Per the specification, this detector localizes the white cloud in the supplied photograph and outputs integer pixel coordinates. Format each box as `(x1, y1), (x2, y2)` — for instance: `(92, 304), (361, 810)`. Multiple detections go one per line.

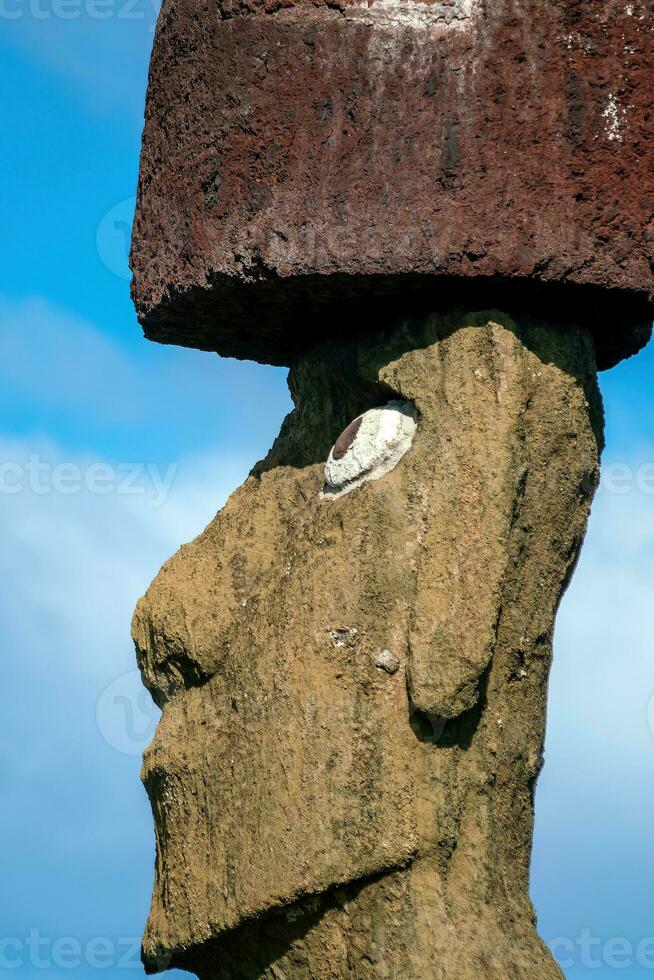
(0, 433), (251, 679)
(533, 476), (654, 957)
(0, 297), (145, 422)
(545, 483), (654, 761)
(0, 295), (292, 454)
(0, 431), (252, 955)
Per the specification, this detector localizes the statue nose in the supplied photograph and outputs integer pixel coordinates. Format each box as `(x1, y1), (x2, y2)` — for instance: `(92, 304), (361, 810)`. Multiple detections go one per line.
(132, 593), (215, 708)
(131, 546), (228, 707)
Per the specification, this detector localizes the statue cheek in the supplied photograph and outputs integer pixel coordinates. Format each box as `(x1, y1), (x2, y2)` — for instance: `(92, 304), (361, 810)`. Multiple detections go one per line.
(323, 400), (417, 498)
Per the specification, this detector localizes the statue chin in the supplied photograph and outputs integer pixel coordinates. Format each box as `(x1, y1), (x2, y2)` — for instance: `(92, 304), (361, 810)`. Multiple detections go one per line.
(133, 311), (603, 979)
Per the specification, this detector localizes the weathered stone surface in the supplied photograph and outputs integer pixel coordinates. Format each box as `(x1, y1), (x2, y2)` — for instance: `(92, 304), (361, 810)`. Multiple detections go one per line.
(130, 0), (654, 368)
(133, 311), (603, 977)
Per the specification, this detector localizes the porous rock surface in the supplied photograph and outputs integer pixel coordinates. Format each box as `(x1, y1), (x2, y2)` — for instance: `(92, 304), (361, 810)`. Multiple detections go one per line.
(133, 311), (604, 978)
(130, 0), (654, 367)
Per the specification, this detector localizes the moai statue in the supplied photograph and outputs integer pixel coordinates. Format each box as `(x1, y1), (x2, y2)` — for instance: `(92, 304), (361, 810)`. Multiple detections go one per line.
(130, 0), (653, 976)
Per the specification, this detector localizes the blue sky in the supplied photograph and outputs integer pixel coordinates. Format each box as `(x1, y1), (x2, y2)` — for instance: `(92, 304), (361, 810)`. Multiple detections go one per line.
(1, 6), (653, 977)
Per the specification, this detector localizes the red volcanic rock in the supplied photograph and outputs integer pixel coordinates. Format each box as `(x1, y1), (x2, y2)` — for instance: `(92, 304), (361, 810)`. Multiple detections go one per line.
(131, 0), (653, 368)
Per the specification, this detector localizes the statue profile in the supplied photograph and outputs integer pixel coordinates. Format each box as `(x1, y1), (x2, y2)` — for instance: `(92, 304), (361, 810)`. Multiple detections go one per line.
(129, 0), (653, 974)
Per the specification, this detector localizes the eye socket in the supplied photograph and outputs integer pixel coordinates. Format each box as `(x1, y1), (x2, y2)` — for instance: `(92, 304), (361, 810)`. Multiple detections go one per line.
(323, 400), (416, 498)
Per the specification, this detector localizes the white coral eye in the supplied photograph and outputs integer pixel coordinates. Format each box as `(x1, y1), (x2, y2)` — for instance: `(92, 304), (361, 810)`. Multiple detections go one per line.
(322, 400), (416, 498)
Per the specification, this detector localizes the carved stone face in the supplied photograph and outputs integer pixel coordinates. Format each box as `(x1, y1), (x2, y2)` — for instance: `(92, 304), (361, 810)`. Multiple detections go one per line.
(133, 312), (603, 973)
